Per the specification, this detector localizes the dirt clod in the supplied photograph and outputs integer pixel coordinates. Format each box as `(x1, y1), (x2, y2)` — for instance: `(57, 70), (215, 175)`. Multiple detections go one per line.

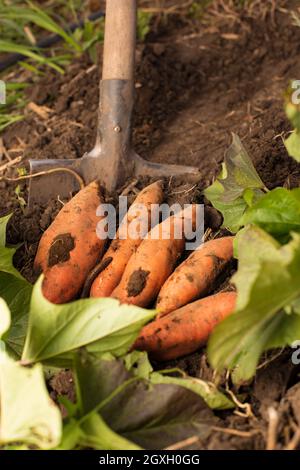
(48, 233), (75, 267)
(127, 268), (150, 297)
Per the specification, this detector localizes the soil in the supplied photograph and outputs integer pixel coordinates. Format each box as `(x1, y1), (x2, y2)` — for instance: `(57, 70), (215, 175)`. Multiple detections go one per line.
(47, 233), (75, 267)
(1, 0), (300, 450)
(127, 268), (150, 297)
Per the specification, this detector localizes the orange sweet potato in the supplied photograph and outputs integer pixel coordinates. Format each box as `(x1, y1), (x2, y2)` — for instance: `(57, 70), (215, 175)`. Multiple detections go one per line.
(156, 236), (234, 316)
(34, 181), (106, 303)
(134, 291), (237, 361)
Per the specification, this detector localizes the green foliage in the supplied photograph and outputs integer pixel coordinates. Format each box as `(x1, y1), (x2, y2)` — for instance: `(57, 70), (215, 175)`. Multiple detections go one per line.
(72, 17), (105, 63)
(124, 351), (234, 410)
(14, 185), (27, 211)
(0, 2), (82, 75)
(203, 125), (300, 384)
(0, 214), (32, 357)
(203, 133), (266, 232)
(1, 83), (27, 110)
(0, 40), (65, 73)
(241, 187), (300, 242)
(284, 87), (300, 161)
(137, 11), (152, 41)
(284, 130), (300, 161)
(58, 351), (217, 450)
(0, 298), (10, 339)
(0, 3), (154, 132)
(150, 372), (233, 410)
(0, 113), (24, 132)
(22, 277), (156, 365)
(208, 226), (300, 384)
(0, 211), (233, 449)
(0, 83), (28, 131)
(0, 301), (61, 449)
(0, 3), (153, 75)
(0, 350), (61, 449)
(0, 273), (31, 358)
(0, 213), (26, 280)
(0, 3), (81, 51)
(188, 1), (212, 19)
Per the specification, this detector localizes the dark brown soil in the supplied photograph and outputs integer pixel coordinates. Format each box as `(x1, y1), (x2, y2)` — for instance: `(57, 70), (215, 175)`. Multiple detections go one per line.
(127, 268), (150, 297)
(48, 233), (75, 267)
(1, 0), (300, 451)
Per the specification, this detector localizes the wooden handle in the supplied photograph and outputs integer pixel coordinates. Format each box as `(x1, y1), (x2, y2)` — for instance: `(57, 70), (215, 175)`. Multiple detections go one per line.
(102, 0), (136, 80)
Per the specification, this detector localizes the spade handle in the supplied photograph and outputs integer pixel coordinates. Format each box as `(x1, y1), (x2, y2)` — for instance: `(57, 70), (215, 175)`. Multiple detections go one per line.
(102, 0), (137, 81)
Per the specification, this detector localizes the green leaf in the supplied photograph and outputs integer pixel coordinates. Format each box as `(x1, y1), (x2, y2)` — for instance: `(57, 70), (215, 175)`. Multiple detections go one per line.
(289, 297), (300, 315)
(58, 413), (141, 451)
(266, 311), (300, 348)
(0, 273), (31, 319)
(233, 226), (281, 311)
(0, 351), (61, 449)
(0, 3), (81, 52)
(74, 352), (216, 450)
(0, 114), (24, 132)
(22, 277), (155, 364)
(0, 216), (32, 357)
(137, 11), (152, 41)
(0, 273), (31, 357)
(124, 350), (154, 379)
(150, 372), (234, 410)
(80, 413), (141, 450)
(208, 226), (300, 384)
(56, 420), (83, 450)
(285, 100), (300, 130)
(0, 245), (24, 279)
(0, 299), (10, 339)
(0, 214), (11, 247)
(100, 381), (215, 450)
(220, 134), (265, 201)
(123, 351), (234, 410)
(0, 40), (64, 73)
(241, 188), (300, 239)
(204, 178), (249, 233)
(204, 134), (265, 232)
(284, 131), (300, 162)
(0, 214), (24, 280)
(74, 351), (131, 415)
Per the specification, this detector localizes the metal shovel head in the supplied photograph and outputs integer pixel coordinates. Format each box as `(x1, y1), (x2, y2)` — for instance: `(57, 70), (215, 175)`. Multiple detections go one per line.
(28, 158), (84, 207)
(28, 80), (201, 207)
(28, 151), (201, 207)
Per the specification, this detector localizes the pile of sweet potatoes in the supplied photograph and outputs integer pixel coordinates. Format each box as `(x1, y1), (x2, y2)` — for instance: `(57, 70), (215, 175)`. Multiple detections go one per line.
(34, 180), (236, 361)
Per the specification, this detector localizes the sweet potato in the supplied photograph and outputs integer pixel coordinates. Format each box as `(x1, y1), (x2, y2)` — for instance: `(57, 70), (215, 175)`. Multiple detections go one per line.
(89, 180), (164, 298)
(112, 205), (199, 307)
(156, 236), (234, 316)
(134, 291), (237, 361)
(34, 181), (106, 304)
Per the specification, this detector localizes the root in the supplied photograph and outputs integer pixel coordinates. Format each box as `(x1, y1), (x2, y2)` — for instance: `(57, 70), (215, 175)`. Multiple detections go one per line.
(266, 406), (279, 450)
(0, 156), (22, 173)
(0, 167), (85, 189)
(165, 435), (200, 450)
(212, 426), (261, 438)
(225, 371), (255, 419)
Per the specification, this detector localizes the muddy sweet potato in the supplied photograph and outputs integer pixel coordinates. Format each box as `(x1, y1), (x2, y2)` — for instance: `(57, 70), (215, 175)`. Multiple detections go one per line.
(112, 205), (199, 307)
(34, 181), (106, 303)
(156, 236), (234, 316)
(89, 180), (164, 298)
(134, 291), (237, 361)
